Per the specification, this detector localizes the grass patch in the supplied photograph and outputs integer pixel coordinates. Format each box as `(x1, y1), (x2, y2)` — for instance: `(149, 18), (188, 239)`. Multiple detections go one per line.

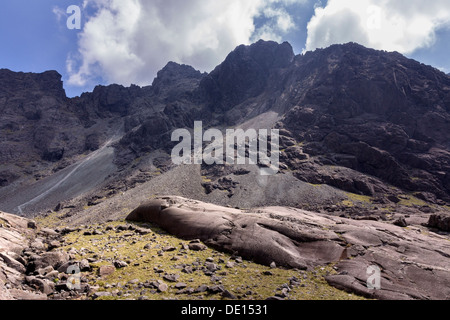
(34, 210), (69, 229)
(341, 192), (373, 208)
(60, 221), (365, 301)
(308, 183), (324, 188)
(201, 176), (212, 183)
(399, 194), (428, 207)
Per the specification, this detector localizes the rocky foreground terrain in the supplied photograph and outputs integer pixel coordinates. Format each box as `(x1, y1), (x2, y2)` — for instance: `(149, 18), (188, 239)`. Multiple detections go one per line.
(1, 196), (449, 300)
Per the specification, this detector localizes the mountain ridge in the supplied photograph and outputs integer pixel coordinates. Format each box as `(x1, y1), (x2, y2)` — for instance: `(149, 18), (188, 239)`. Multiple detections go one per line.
(0, 40), (449, 216)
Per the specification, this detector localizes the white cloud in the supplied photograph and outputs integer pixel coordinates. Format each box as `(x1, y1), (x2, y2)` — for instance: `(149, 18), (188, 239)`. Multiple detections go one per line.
(305, 0), (450, 54)
(52, 6), (66, 22)
(66, 0), (306, 87)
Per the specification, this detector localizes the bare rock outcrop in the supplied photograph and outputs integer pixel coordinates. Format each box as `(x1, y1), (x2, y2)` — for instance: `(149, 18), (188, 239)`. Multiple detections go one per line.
(0, 211), (80, 300)
(127, 196), (450, 300)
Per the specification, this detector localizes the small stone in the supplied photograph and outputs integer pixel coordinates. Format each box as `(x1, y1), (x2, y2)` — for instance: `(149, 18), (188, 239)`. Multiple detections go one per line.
(222, 290), (237, 300)
(157, 282), (168, 292)
(80, 259), (91, 272)
(134, 227), (151, 235)
(163, 274), (180, 282)
(40, 228), (59, 236)
(188, 243), (207, 251)
(27, 221), (37, 229)
(175, 282), (187, 289)
(394, 217), (408, 228)
(45, 270), (59, 280)
(116, 225), (128, 231)
(195, 285), (208, 293)
(210, 275), (222, 282)
(128, 279), (140, 285)
(30, 239), (45, 251)
(226, 261), (235, 268)
(270, 262), (277, 269)
(48, 240), (61, 250)
(208, 285), (225, 294)
(99, 265), (115, 277)
(182, 266), (194, 274)
(113, 260), (128, 269)
(154, 267), (165, 274)
(30, 278), (54, 295)
(205, 262), (219, 272)
(93, 292), (112, 299)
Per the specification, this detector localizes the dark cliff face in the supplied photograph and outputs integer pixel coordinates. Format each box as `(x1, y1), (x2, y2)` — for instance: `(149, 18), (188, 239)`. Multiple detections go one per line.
(199, 40), (295, 112)
(0, 69), (79, 172)
(0, 41), (449, 205)
(275, 43), (450, 201)
(0, 69), (66, 99)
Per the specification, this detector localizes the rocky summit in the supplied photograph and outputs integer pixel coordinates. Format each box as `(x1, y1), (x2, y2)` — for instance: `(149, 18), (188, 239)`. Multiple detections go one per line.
(0, 40), (449, 300)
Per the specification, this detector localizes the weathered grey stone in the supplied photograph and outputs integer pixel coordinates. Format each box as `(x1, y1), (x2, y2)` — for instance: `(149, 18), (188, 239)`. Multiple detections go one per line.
(98, 265), (115, 277)
(92, 291), (112, 299)
(163, 274), (180, 282)
(80, 259), (91, 272)
(113, 260), (128, 269)
(29, 277), (54, 295)
(428, 214), (450, 231)
(0, 253), (26, 274)
(188, 243), (207, 251)
(32, 251), (69, 270)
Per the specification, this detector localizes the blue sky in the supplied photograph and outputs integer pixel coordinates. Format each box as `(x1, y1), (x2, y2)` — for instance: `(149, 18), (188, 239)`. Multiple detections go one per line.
(1, 0), (449, 98)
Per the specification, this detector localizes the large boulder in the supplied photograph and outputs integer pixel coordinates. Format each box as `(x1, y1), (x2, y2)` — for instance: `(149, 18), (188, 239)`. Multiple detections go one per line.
(428, 213), (450, 231)
(127, 196), (450, 300)
(127, 198), (344, 270)
(29, 251), (69, 272)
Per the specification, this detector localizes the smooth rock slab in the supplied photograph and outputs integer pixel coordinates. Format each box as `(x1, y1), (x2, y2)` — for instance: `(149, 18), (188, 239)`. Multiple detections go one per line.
(126, 196), (450, 300)
(126, 198), (344, 270)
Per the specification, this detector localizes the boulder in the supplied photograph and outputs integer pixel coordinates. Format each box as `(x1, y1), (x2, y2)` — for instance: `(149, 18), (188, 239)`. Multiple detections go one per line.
(127, 196), (450, 300)
(98, 265), (115, 277)
(28, 277), (54, 295)
(0, 253), (26, 274)
(126, 198), (344, 270)
(428, 214), (450, 232)
(31, 251), (69, 271)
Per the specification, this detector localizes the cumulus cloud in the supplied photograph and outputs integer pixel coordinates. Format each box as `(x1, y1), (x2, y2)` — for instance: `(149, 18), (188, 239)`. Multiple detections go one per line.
(305, 0), (450, 54)
(64, 0), (306, 87)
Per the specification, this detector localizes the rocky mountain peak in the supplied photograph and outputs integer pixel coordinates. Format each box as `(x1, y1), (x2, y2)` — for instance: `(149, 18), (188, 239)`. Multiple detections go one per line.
(0, 69), (66, 99)
(199, 40), (295, 110)
(151, 62), (205, 100)
(152, 61), (204, 86)
(229, 40), (295, 69)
